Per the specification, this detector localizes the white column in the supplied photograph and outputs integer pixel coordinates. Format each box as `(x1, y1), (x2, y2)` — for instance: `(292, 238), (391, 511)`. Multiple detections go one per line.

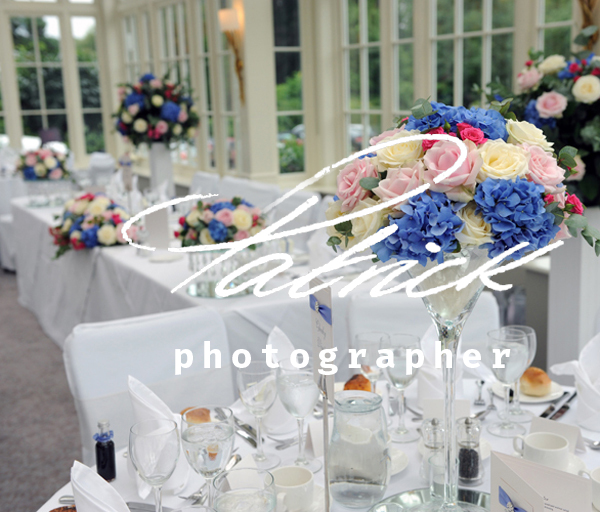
(0, 9), (23, 149)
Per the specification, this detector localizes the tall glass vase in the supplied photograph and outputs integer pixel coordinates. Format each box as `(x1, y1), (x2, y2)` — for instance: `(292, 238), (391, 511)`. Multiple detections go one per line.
(408, 248), (489, 512)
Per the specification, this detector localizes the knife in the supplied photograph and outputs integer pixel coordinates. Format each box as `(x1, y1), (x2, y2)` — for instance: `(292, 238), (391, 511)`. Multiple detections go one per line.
(539, 391), (569, 418)
(549, 391), (577, 420)
(234, 416), (260, 440)
(235, 426), (258, 447)
(127, 503), (173, 512)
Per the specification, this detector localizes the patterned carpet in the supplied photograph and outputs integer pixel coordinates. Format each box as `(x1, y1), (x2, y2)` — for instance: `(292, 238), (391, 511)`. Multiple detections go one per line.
(0, 270), (81, 511)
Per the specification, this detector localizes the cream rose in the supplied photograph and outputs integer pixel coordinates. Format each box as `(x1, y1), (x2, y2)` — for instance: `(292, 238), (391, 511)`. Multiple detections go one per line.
(456, 203), (493, 247)
(151, 95), (164, 107)
(186, 209), (202, 226)
(133, 119), (148, 133)
(43, 156), (57, 169)
(172, 124), (183, 136)
(477, 139), (530, 182)
(61, 218), (72, 233)
(376, 130), (425, 171)
(64, 199), (75, 210)
(72, 200), (88, 216)
(347, 197), (387, 249)
(187, 128), (197, 138)
(200, 229), (215, 245)
(34, 163), (46, 177)
(325, 200), (345, 238)
(87, 197), (111, 216)
(121, 112), (133, 124)
(249, 226), (262, 236)
(71, 230), (82, 241)
(506, 120), (553, 152)
(97, 224), (117, 246)
(232, 209), (252, 230)
(538, 55), (567, 75)
(572, 75), (600, 104)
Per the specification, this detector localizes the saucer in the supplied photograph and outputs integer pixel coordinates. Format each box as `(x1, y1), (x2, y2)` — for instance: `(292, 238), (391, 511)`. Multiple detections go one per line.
(511, 452), (586, 475)
(419, 438), (492, 460)
(390, 447), (409, 475)
(492, 380), (564, 403)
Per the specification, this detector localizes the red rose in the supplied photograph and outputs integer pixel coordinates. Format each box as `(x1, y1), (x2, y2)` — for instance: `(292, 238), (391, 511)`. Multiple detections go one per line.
(525, 60), (533, 67)
(112, 214), (122, 225)
(582, 59), (588, 66)
(72, 239), (86, 251)
(457, 122), (487, 145)
(174, 231), (180, 238)
(592, 68), (600, 76)
(569, 63), (581, 74)
(179, 216), (186, 226)
(566, 194), (584, 215)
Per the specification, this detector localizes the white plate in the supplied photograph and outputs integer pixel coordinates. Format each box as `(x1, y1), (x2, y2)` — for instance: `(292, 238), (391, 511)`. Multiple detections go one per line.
(390, 447), (409, 475)
(511, 452), (586, 475)
(418, 438), (492, 460)
(492, 380), (564, 403)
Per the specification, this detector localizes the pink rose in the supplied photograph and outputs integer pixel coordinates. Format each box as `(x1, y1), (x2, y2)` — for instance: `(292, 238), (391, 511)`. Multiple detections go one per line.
(215, 208), (234, 226)
(251, 207), (261, 217)
(202, 210), (214, 223)
(523, 143), (565, 193)
(336, 158), (379, 212)
(517, 67), (543, 91)
(149, 78), (162, 89)
(566, 155), (586, 182)
(373, 162), (424, 209)
(156, 120), (169, 135)
(536, 91), (568, 118)
(550, 192), (571, 241)
(234, 230), (249, 241)
(25, 154), (37, 166)
(423, 139), (482, 201)
(49, 168), (63, 180)
(369, 127), (403, 146)
(102, 211), (113, 221)
(128, 104), (139, 116)
(38, 149), (51, 159)
(116, 223), (137, 244)
(457, 123), (487, 145)
(237, 204), (251, 212)
(178, 110), (188, 123)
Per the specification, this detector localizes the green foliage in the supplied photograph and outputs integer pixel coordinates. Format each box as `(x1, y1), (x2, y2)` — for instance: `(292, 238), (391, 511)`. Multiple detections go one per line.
(574, 25), (598, 47)
(276, 71), (302, 120)
(410, 98), (437, 120)
(334, 220), (353, 248)
(359, 177), (380, 190)
(278, 138), (304, 173)
(580, 116), (600, 152)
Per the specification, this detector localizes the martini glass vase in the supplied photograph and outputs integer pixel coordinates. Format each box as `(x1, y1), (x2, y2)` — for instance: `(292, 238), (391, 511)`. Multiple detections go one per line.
(407, 248), (489, 512)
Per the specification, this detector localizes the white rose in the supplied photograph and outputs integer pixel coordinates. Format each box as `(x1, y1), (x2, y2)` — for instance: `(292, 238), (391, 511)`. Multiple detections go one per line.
(61, 218), (72, 233)
(133, 119), (148, 133)
(347, 197), (388, 249)
(97, 224), (117, 246)
(477, 139), (530, 182)
(71, 230), (82, 240)
(64, 199), (75, 210)
(44, 156), (57, 169)
(172, 124), (183, 136)
(112, 207), (129, 220)
(325, 200), (345, 238)
(187, 127), (197, 138)
(87, 197), (111, 216)
(34, 163), (46, 177)
(538, 55), (567, 74)
(151, 95), (164, 107)
(249, 226), (262, 236)
(506, 120), (553, 152)
(73, 200), (88, 216)
(377, 130), (425, 171)
(121, 112), (133, 124)
(456, 203), (493, 247)
(572, 75), (600, 104)
(199, 229), (215, 245)
(186, 209), (202, 226)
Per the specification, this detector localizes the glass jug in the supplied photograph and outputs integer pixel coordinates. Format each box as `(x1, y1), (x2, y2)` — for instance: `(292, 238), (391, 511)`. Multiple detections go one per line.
(329, 390), (390, 509)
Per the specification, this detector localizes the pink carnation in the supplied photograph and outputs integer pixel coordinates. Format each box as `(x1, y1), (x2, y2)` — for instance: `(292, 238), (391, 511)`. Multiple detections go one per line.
(536, 91), (568, 118)
(215, 208), (234, 226)
(202, 210), (214, 223)
(155, 120), (169, 135)
(522, 143), (565, 193)
(421, 127), (457, 151)
(234, 230), (249, 241)
(128, 104), (140, 116)
(566, 193), (584, 215)
(517, 67), (543, 91)
(178, 110), (188, 123)
(457, 123), (487, 145)
(373, 162), (424, 209)
(116, 223), (138, 244)
(25, 154), (37, 166)
(48, 169), (63, 180)
(336, 158), (379, 212)
(369, 127), (403, 146)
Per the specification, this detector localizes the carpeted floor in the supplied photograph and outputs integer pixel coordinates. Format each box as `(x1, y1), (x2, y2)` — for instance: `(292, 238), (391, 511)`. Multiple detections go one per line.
(0, 270), (81, 511)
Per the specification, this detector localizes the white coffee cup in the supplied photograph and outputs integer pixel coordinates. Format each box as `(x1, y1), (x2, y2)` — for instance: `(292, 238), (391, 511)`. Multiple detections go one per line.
(272, 466), (314, 512)
(579, 467), (600, 509)
(513, 432), (569, 471)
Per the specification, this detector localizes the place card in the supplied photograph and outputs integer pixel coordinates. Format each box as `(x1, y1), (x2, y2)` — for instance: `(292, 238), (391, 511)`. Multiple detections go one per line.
(490, 452), (591, 512)
(225, 455), (259, 489)
(306, 417), (334, 458)
(310, 278), (334, 400)
(530, 416), (586, 452)
(422, 399), (470, 421)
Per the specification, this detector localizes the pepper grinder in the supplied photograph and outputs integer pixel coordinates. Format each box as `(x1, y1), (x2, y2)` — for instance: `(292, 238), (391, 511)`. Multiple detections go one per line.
(457, 416), (483, 485)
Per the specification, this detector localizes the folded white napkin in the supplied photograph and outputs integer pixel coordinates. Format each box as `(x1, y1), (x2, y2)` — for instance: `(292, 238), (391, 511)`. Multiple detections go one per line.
(127, 376), (189, 498)
(71, 461), (128, 512)
(551, 333), (600, 432)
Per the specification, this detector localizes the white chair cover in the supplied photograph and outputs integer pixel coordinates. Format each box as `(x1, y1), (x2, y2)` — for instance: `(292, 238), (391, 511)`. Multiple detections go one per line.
(190, 170), (220, 196)
(0, 214), (16, 271)
(63, 306), (235, 465)
(273, 188), (320, 253)
(219, 176), (281, 210)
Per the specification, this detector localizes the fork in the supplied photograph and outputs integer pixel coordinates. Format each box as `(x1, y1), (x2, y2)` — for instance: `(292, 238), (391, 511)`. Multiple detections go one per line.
(474, 380), (486, 406)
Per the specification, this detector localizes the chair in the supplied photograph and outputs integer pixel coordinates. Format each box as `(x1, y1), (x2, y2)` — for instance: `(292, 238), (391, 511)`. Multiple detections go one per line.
(63, 307), (235, 465)
(219, 176), (281, 210)
(272, 188), (320, 253)
(190, 170), (220, 196)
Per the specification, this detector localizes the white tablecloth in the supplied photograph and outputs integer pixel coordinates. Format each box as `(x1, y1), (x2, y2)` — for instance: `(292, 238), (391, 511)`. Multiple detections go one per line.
(0, 176), (26, 270)
(35, 382), (600, 512)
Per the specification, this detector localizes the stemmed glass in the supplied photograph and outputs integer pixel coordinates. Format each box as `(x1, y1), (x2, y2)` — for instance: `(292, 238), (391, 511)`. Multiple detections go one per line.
(129, 419), (180, 512)
(181, 406), (235, 508)
(504, 325), (537, 423)
(237, 360), (280, 470)
(355, 332), (391, 391)
(276, 357), (322, 472)
(213, 468), (276, 512)
(485, 328), (531, 437)
(382, 333), (421, 443)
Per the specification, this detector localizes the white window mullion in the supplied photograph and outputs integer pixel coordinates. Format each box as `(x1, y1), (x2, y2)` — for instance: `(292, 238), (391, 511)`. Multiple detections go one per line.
(481, 0), (492, 105)
(453, 0), (464, 107)
(430, 0), (438, 102)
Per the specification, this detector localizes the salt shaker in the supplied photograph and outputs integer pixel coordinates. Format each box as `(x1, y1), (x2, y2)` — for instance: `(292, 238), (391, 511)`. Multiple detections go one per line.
(419, 418), (444, 481)
(457, 416), (483, 484)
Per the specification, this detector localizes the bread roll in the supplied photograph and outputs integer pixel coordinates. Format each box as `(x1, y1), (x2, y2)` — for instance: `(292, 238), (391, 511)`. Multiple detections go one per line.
(520, 367), (551, 397)
(181, 406), (211, 423)
(344, 374), (371, 392)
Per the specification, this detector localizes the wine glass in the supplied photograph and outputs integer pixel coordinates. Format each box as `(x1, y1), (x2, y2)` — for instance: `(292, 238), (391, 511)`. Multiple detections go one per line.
(181, 406), (235, 507)
(355, 332), (391, 391)
(485, 328), (531, 437)
(382, 333), (421, 443)
(129, 419), (180, 512)
(213, 468), (276, 512)
(237, 360), (280, 470)
(276, 357), (322, 473)
(504, 325), (537, 423)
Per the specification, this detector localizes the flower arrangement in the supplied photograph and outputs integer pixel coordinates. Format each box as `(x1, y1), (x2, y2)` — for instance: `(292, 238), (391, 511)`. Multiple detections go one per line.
(479, 26), (600, 206)
(175, 197), (266, 247)
(49, 193), (137, 259)
(113, 73), (200, 147)
(18, 148), (69, 181)
(326, 98), (600, 264)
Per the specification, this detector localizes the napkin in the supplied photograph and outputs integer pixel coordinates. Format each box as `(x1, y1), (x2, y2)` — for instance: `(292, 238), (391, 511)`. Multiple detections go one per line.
(127, 375), (190, 498)
(71, 461), (128, 512)
(551, 333), (600, 432)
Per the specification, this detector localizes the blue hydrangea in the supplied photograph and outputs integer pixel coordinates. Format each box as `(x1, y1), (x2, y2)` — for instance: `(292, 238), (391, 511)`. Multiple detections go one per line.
(23, 166), (36, 180)
(115, 119), (128, 135)
(466, 107), (508, 141)
(241, 199), (254, 207)
(371, 191), (465, 266)
(140, 73), (156, 82)
(81, 226), (99, 248)
(474, 177), (559, 259)
(524, 99), (557, 130)
(358, 152), (377, 159)
(209, 201), (235, 213)
(124, 92), (145, 109)
(208, 219), (228, 242)
(160, 101), (181, 122)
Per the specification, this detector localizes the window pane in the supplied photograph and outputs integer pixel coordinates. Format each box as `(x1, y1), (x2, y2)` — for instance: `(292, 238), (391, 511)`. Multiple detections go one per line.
(545, 0), (572, 23)
(397, 0), (413, 39)
(369, 114), (381, 141)
(369, 47), (380, 109)
(17, 67), (40, 110)
(79, 66), (101, 108)
(349, 113), (362, 151)
(492, 0), (514, 29)
(368, 0), (380, 42)
(398, 43), (414, 111)
(22, 115), (43, 137)
(72, 17), (97, 62)
(226, 116), (237, 170)
(347, 0), (360, 44)
(463, 37), (481, 107)
(437, 40), (453, 104)
(43, 67), (65, 109)
(199, 0), (209, 53)
(70, 0), (94, 4)
(39, 16), (61, 62)
(544, 26), (571, 56)
(492, 33), (513, 90)
(83, 113), (104, 153)
(273, 0), (300, 47)
(464, 0), (482, 32)
(11, 17), (35, 63)
(0, 118), (5, 138)
(437, 0), (454, 35)
(349, 49), (361, 109)
(207, 115), (215, 167)
(204, 57), (212, 111)
(222, 54), (233, 111)
(275, 52), (302, 111)
(278, 115), (304, 173)
(47, 114), (68, 142)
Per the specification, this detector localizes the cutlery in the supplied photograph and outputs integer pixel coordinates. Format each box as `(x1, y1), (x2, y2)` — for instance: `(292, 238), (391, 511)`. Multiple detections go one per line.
(549, 391), (577, 420)
(214, 408), (258, 447)
(275, 436), (300, 450)
(178, 452), (241, 500)
(235, 427), (257, 447)
(472, 387), (497, 421)
(233, 416), (259, 440)
(474, 380), (485, 406)
(583, 437), (600, 450)
(539, 391), (569, 418)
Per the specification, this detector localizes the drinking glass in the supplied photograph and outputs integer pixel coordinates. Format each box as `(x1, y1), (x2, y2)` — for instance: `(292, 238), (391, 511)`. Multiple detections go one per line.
(129, 419), (180, 512)
(382, 333), (421, 443)
(276, 357), (322, 473)
(181, 406), (236, 507)
(504, 325), (537, 423)
(237, 361), (280, 470)
(355, 332), (391, 391)
(485, 328), (531, 437)
(213, 468), (276, 512)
